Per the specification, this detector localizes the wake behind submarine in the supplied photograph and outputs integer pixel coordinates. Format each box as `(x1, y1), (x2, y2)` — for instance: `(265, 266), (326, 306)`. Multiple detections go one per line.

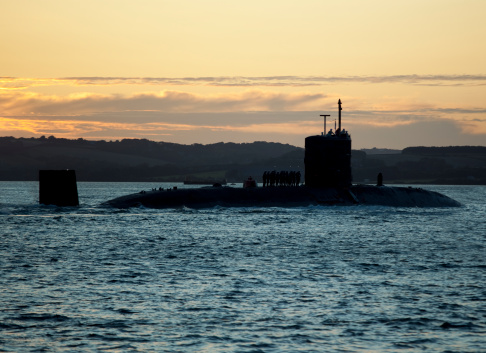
(104, 100), (460, 209)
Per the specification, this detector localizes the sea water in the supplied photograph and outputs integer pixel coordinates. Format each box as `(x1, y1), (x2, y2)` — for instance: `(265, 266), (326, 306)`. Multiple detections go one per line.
(0, 182), (485, 352)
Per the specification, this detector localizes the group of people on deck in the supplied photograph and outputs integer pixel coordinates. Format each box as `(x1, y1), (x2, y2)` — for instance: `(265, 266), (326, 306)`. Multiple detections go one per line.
(262, 170), (301, 187)
(326, 128), (348, 137)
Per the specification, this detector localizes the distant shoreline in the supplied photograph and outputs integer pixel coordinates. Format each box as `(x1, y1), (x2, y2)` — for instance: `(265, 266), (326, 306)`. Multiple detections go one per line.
(1, 136), (485, 185)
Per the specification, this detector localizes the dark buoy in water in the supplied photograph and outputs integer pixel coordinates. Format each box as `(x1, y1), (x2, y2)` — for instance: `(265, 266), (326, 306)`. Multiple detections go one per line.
(377, 172), (383, 186)
(39, 170), (79, 206)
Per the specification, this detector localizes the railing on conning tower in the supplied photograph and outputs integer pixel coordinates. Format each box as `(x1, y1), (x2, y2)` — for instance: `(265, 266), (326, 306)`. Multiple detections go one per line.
(304, 99), (352, 188)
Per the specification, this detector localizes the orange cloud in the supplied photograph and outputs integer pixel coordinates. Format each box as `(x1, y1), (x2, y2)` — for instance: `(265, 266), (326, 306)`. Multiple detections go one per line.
(2, 81), (485, 145)
(211, 121), (321, 135)
(0, 117), (200, 137)
(0, 90), (328, 116)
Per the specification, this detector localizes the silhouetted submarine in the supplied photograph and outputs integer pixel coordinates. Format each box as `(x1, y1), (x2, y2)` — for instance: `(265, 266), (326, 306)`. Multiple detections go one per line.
(104, 100), (460, 209)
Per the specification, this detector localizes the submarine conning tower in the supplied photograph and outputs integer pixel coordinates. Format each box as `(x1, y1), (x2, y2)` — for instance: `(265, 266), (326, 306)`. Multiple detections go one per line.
(305, 99), (352, 188)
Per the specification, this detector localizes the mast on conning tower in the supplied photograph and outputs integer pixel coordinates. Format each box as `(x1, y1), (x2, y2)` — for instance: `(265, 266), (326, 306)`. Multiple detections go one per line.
(320, 114), (330, 134)
(338, 99), (342, 133)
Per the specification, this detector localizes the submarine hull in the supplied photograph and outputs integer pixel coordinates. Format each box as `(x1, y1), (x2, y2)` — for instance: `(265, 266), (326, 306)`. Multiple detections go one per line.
(103, 185), (461, 209)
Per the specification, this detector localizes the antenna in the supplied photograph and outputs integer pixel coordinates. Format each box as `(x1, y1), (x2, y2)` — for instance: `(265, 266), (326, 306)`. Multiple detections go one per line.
(320, 114), (330, 134)
(338, 99), (342, 132)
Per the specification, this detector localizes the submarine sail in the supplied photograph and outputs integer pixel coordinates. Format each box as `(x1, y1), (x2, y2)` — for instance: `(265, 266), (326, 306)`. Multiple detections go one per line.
(305, 99), (352, 188)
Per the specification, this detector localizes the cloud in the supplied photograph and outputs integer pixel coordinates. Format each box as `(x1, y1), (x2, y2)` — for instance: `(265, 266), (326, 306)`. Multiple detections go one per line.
(1, 78), (485, 147)
(54, 74), (486, 87)
(0, 116), (199, 138)
(350, 119), (486, 149)
(2, 108), (486, 149)
(3, 75), (486, 89)
(0, 90), (327, 116)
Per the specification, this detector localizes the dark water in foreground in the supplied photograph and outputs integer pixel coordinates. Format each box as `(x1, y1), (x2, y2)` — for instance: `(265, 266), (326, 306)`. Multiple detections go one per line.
(1, 182), (485, 352)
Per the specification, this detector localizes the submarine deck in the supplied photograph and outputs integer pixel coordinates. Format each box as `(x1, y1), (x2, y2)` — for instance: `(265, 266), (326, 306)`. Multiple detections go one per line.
(103, 185), (461, 209)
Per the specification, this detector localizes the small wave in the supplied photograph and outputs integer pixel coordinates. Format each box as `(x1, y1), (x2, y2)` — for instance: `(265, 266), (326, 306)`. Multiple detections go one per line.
(85, 320), (132, 329)
(238, 208), (274, 214)
(440, 321), (479, 329)
(0, 322), (26, 329)
(394, 338), (438, 346)
(115, 308), (137, 314)
(14, 313), (71, 322)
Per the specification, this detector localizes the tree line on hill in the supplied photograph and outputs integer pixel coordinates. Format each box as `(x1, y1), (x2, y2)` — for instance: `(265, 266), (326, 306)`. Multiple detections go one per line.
(403, 146), (486, 155)
(353, 146), (486, 184)
(0, 136), (485, 184)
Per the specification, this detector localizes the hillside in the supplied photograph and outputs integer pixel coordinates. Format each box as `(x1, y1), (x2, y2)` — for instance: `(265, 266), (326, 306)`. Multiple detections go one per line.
(0, 136), (302, 182)
(354, 146), (486, 185)
(1, 136), (485, 184)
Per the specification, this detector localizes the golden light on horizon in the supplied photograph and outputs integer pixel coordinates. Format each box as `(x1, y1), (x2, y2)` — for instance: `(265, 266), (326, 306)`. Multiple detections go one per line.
(1, 1), (485, 148)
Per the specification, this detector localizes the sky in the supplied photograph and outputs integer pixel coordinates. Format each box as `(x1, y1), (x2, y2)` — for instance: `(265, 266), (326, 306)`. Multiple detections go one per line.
(1, 0), (486, 149)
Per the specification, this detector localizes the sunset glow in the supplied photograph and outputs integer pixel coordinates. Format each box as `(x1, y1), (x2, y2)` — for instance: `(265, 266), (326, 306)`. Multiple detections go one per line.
(1, 0), (485, 148)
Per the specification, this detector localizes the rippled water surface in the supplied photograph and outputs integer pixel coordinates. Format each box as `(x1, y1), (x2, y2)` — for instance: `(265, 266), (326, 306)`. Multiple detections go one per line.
(1, 182), (485, 352)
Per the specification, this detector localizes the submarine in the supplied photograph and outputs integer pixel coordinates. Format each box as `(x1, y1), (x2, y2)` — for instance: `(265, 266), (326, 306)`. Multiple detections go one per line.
(104, 100), (461, 209)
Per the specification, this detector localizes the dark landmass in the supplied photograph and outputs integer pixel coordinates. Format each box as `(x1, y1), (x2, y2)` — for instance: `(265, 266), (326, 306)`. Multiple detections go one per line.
(1, 136), (485, 184)
(353, 146), (486, 185)
(360, 148), (401, 155)
(104, 185), (461, 209)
